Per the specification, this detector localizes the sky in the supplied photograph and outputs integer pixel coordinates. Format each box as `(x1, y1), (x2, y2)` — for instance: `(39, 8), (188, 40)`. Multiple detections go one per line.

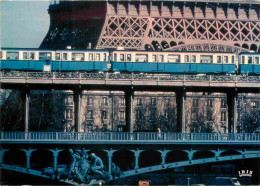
(1, 0), (50, 48)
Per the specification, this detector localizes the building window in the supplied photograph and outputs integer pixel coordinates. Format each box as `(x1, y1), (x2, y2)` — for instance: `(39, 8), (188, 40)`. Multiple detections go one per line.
(65, 109), (73, 119)
(136, 110), (143, 120)
(207, 99), (213, 107)
(191, 112), (198, 121)
(87, 110), (94, 119)
(193, 99), (198, 107)
(151, 98), (156, 106)
(137, 98), (142, 106)
(65, 96), (73, 105)
(87, 97), (93, 106)
(102, 97), (108, 106)
(164, 110), (168, 119)
(221, 111), (227, 121)
(251, 101), (258, 108)
(101, 111), (107, 119)
(120, 97), (125, 106)
(120, 111), (125, 120)
(207, 110), (213, 121)
(221, 99), (227, 108)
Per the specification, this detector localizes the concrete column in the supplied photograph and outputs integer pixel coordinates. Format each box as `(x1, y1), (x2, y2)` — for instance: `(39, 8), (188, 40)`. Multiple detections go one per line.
(134, 151), (140, 169)
(21, 88), (30, 132)
(26, 152), (32, 169)
(0, 149), (8, 164)
(73, 88), (82, 132)
(107, 151), (114, 174)
(227, 91), (238, 133)
(52, 151), (59, 172)
(159, 151), (168, 165)
(125, 88), (134, 132)
(176, 90), (186, 133)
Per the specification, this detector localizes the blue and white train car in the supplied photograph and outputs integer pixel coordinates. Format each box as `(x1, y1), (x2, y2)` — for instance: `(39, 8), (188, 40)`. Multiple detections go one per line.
(111, 51), (237, 74)
(238, 53), (260, 75)
(0, 48), (110, 72)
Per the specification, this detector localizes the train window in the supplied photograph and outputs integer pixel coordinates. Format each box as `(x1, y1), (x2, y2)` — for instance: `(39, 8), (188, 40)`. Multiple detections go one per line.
(96, 54), (100, 61)
(152, 55), (157, 62)
(39, 52), (51, 60)
(127, 54), (131, 61)
(158, 55), (164, 62)
(63, 53), (68, 60)
(248, 56), (253, 64)
(89, 53), (93, 61)
(23, 52), (28, 60)
(72, 53), (84, 61)
(168, 54), (180, 62)
(217, 56), (222, 63)
(136, 54), (148, 62)
(55, 53), (60, 60)
(104, 53), (107, 61)
(185, 55), (189, 63)
(255, 57), (259, 64)
(232, 56), (235, 64)
(242, 56), (245, 64)
(191, 55), (196, 63)
(224, 56), (229, 63)
(200, 55), (213, 63)
(6, 52), (19, 60)
(114, 53), (117, 62)
(120, 54), (125, 61)
(30, 52), (35, 60)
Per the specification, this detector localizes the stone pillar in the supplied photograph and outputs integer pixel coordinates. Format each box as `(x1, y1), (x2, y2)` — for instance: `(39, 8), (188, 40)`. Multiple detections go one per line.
(73, 88), (82, 132)
(176, 90), (186, 133)
(125, 88), (134, 132)
(26, 152), (32, 169)
(159, 150), (168, 165)
(21, 88), (30, 132)
(227, 91), (238, 133)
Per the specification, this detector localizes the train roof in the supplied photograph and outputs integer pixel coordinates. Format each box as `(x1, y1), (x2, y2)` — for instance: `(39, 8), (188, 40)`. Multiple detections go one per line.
(113, 50), (236, 54)
(0, 48), (108, 52)
(238, 52), (260, 56)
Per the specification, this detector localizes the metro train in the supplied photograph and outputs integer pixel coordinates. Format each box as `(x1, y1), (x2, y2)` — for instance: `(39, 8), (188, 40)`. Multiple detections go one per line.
(0, 48), (259, 74)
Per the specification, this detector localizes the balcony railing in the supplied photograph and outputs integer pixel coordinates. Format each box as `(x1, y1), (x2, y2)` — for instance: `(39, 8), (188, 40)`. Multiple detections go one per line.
(1, 132), (260, 142)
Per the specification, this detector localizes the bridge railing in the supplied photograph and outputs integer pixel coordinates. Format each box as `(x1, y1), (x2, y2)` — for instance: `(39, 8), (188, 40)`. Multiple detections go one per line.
(1, 132), (260, 142)
(1, 71), (260, 83)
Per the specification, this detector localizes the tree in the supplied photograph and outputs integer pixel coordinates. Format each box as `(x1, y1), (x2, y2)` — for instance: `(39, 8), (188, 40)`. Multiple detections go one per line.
(241, 110), (260, 133)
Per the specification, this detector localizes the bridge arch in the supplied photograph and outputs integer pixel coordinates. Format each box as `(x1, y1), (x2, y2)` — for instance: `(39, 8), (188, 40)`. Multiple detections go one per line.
(139, 150), (161, 168)
(250, 44), (258, 52)
(166, 150), (188, 163)
(242, 43), (249, 49)
(58, 149), (71, 165)
(31, 149), (53, 170)
(193, 150), (215, 160)
(220, 150), (241, 156)
(112, 150), (134, 171)
(3, 149), (26, 167)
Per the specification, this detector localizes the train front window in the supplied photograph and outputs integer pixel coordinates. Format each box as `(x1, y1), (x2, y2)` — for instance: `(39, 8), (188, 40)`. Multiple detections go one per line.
(63, 53), (68, 60)
(168, 54), (180, 63)
(217, 56), (222, 63)
(6, 52), (19, 60)
(136, 54), (148, 62)
(55, 53), (60, 60)
(23, 52), (28, 60)
(224, 56), (229, 63)
(39, 52), (52, 60)
(200, 55), (213, 63)
(72, 53), (84, 61)
(185, 55), (189, 63)
(248, 56), (253, 64)
(191, 55), (196, 62)
(30, 52), (35, 60)
(255, 57), (259, 64)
